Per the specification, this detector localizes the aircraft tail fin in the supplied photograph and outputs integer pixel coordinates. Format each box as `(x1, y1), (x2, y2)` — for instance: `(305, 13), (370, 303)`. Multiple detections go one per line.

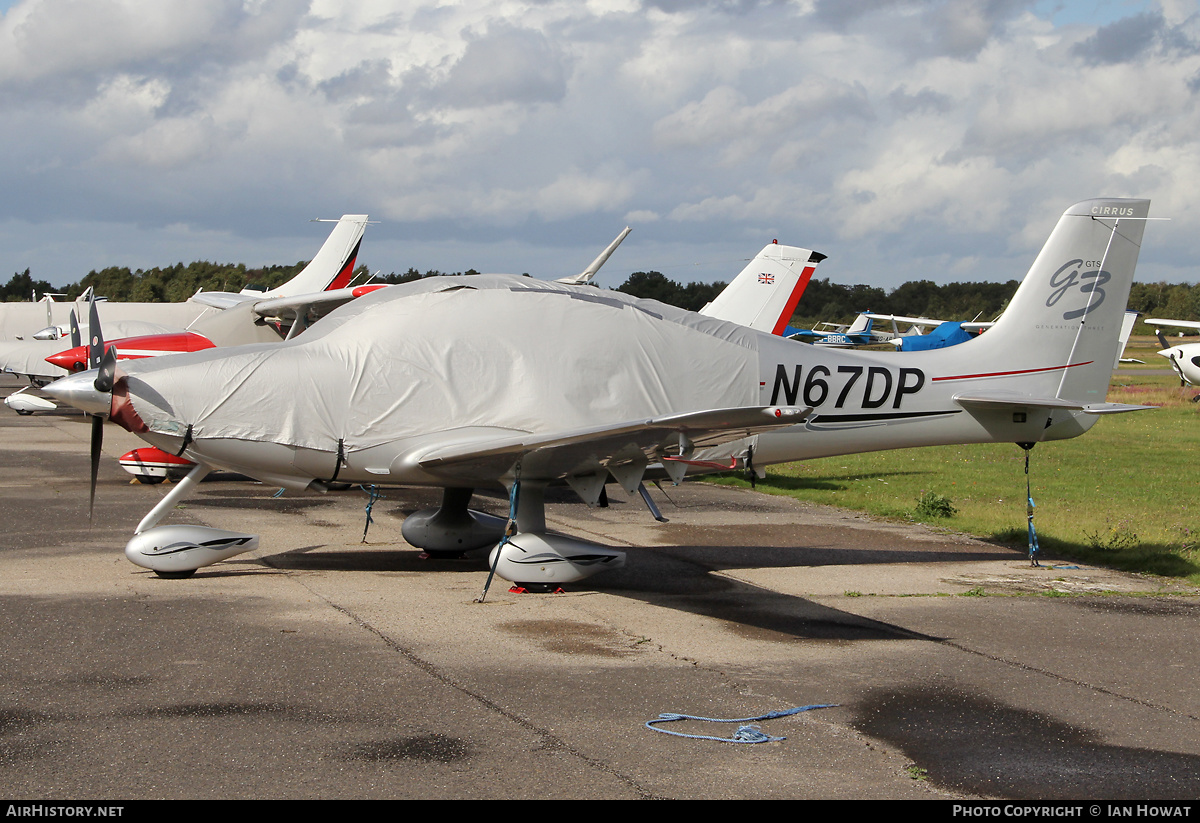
(960, 198), (1152, 408)
(845, 312), (871, 336)
(257, 215), (369, 299)
(1115, 310), (1138, 368)
(700, 243), (825, 334)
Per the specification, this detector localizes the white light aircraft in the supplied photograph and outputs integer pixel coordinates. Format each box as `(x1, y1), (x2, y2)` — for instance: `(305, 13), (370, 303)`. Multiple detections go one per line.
(1144, 317), (1200, 384)
(46, 198), (1154, 587)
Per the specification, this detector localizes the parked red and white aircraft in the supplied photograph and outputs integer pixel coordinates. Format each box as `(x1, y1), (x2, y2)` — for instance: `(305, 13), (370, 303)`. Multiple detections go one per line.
(42, 226), (637, 482)
(46, 198), (1155, 587)
(0, 215), (371, 391)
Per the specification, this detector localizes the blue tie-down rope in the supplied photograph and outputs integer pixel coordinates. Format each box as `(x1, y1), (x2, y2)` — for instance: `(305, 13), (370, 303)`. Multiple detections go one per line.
(1024, 447), (1041, 567)
(645, 704), (837, 743)
(360, 484), (384, 543)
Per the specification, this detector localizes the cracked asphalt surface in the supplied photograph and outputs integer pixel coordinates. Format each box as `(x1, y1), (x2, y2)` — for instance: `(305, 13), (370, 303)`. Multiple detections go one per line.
(2, 375), (1199, 800)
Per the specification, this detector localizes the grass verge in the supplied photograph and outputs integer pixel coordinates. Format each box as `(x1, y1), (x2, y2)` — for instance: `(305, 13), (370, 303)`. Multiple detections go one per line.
(705, 369), (1200, 585)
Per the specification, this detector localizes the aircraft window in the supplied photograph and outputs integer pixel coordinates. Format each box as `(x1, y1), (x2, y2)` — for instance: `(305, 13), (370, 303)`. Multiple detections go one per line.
(1190, 356), (1200, 368)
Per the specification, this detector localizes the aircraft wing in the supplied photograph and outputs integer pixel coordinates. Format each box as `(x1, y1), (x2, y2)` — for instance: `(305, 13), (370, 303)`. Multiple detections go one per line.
(412, 405), (809, 487)
(862, 313), (947, 327)
(186, 285), (386, 342)
(555, 227), (632, 286)
(189, 292), (258, 310)
(191, 284), (372, 314)
(248, 285), (381, 323)
(1146, 317), (1200, 331)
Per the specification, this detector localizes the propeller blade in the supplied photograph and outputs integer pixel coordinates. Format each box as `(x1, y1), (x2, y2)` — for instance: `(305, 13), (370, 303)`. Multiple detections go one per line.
(69, 309), (81, 349)
(94, 345), (118, 393)
(89, 413), (103, 522)
(87, 298), (104, 370)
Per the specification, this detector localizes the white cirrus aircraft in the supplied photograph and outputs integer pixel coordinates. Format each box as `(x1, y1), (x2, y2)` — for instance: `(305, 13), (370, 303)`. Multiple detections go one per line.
(1144, 317), (1200, 385)
(46, 198), (1155, 586)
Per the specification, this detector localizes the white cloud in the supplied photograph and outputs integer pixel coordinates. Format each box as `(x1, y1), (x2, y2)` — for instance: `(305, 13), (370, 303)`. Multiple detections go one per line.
(0, 0), (1195, 291)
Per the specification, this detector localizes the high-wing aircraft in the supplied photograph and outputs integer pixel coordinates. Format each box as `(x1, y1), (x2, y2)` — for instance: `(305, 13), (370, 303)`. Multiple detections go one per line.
(785, 311), (989, 349)
(886, 319), (979, 351)
(785, 312), (885, 347)
(0, 215), (370, 388)
(46, 198), (1154, 588)
(1144, 317), (1200, 384)
(869, 314), (998, 352)
(884, 308), (1137, 358)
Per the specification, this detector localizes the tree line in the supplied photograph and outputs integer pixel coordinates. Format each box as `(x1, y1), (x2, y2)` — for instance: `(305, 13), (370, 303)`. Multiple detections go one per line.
(0, 263), (483, 304)
(612, 271), (1200, 333)
(4, 263), (1199, 333)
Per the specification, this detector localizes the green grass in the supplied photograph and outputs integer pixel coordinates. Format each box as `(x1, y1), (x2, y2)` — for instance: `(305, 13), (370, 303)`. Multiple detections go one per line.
(707, 369), (1200, 585)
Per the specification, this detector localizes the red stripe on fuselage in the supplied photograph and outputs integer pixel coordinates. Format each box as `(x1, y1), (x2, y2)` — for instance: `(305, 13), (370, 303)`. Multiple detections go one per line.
(932, 361), (1093, 382)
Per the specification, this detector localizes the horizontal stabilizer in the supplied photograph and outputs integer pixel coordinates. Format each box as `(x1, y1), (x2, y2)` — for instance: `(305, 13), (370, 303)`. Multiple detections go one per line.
(1080, 402), (1156, 415)
(955, 392), (1092, 411)
(955, 392), (1154, 415)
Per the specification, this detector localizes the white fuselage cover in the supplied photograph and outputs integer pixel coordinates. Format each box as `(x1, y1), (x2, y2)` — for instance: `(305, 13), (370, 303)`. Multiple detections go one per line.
(108, 198), (1150, 490)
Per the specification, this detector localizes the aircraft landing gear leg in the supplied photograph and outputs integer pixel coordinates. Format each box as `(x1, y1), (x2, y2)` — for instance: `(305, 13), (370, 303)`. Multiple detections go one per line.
(135, 462), (211, 534)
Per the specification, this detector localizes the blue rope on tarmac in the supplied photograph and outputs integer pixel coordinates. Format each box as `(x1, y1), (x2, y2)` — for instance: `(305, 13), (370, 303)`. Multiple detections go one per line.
(646, 704), (837, 743)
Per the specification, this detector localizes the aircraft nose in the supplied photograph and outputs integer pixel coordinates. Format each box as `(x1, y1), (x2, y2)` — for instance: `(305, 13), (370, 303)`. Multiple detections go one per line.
(43, 369), (112, 416)
(45, 345), (88, 373)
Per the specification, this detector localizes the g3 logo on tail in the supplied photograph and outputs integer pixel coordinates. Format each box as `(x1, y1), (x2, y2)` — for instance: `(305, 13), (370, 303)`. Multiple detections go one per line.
(1047, 259), (1109, 320)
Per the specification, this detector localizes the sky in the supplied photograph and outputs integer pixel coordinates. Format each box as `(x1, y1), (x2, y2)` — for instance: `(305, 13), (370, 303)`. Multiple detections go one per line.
(0, 0), (1196, 291)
